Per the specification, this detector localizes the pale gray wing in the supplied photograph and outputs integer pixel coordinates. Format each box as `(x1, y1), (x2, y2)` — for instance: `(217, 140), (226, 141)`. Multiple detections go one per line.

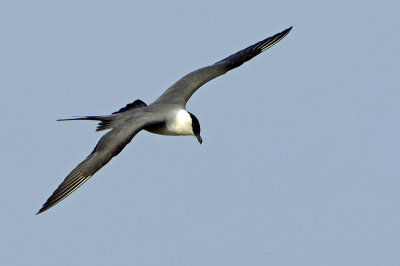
(37, 118), (150, 214)
(154, 27), (292, 106)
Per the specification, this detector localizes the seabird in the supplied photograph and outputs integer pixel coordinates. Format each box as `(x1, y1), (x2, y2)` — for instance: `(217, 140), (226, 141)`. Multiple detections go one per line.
(37, 27), (292, 214)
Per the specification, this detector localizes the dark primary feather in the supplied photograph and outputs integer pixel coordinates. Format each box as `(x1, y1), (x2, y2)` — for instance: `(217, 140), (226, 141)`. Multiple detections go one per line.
(37, 120), (148, 214)
(215, 26), (292, 70)
(154, 26), (292, 106)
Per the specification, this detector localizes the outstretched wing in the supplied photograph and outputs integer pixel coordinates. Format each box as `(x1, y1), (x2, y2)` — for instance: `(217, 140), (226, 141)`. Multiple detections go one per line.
(153, 27), (292, 106)
(37, 119), (149, 214)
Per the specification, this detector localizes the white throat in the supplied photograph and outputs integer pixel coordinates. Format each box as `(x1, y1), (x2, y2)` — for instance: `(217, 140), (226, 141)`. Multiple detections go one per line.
(167, 110), (194, 136)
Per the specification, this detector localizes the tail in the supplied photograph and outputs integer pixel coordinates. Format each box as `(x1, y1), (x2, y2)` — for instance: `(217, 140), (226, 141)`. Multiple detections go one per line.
(58, 116), (115, 131)
(57, 99), (148, 131)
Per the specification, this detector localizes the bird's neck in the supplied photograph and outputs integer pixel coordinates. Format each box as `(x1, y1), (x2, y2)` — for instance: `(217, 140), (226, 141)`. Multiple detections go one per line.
(167, 109), (194, 136)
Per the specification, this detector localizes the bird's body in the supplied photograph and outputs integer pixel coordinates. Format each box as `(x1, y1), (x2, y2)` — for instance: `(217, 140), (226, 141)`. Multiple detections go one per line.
(37, 27), (292, 214)
(146, 109), (194, 136)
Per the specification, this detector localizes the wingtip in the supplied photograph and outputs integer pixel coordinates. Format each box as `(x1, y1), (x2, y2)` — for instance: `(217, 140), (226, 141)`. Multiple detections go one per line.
(36, 206), (46, 215)
(277, 26), (293, 41)
(284, 26), (293, 34)
(36, 202), (52, 214)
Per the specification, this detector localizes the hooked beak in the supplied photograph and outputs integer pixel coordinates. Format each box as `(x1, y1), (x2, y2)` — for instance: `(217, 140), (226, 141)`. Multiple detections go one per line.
(197, 136), (203, 145)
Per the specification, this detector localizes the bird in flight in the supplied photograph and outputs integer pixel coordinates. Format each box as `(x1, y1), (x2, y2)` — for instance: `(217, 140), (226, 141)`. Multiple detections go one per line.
(37, 27), (292, 214)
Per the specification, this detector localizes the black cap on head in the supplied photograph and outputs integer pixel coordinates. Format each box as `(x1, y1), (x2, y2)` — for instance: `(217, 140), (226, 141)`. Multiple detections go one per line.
(188, 112), (202, 144)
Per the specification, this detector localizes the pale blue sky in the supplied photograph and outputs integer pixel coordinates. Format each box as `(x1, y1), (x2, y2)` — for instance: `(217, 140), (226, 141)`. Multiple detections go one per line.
(1, 1), (399, 265)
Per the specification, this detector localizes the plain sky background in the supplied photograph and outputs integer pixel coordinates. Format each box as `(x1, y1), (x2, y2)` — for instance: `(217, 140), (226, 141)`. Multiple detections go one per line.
(1, 1), (399, 265)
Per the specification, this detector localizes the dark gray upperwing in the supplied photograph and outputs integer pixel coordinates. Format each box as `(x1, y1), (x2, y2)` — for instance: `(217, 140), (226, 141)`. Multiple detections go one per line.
(37, 118), (150, 214)
(154, 27), (292, 106)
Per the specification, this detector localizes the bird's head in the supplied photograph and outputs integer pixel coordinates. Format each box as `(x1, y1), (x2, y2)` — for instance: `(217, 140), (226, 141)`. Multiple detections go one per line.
(188, 112), (202, 144)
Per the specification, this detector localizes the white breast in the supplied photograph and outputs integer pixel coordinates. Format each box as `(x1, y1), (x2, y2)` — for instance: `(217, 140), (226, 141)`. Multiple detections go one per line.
(166, 110), (194, 136)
